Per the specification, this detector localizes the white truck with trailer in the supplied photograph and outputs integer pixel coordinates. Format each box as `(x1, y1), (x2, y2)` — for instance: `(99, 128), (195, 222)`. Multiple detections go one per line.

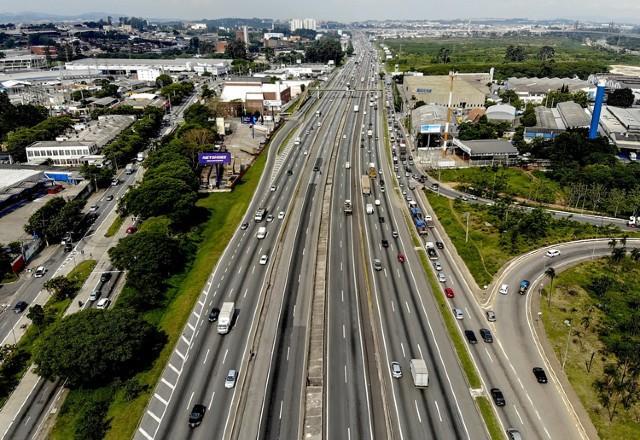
(410, 359), (429, 387)
(217, 302), (235, 334)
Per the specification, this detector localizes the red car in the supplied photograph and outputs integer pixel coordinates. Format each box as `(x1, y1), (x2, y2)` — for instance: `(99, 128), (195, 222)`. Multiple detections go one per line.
(126, 225), (138, 234)
(444, 287), (455, 298)
(397, 253), (406, 263)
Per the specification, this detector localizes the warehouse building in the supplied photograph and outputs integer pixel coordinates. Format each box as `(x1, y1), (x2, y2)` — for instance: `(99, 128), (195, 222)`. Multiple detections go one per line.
(403, 75), (488, 109)
(598, 105), (640, 152)
(453, 138), (519, 166)
(485, 104), (516, 124)
(524, 102), (591, 141)
(504, 77), (590, 105)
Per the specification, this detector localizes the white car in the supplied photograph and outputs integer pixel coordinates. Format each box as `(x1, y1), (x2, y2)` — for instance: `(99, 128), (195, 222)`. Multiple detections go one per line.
(33, 266), (47, 278)
(278, 211), (285, 220)
(438, 272), (446, 283)
(499, 284), (509, 295)
(374, 199), (381, 206)
(270, 185), (277, 192)
(453, 308), (464, 320)
(259, 254), (269, 265)
(546, 249), (561, 258)
(343, 134), (347, 139)
(391, 361), (402, 379)
(96, 298), (111, 310)
(225, 369), (237, 389)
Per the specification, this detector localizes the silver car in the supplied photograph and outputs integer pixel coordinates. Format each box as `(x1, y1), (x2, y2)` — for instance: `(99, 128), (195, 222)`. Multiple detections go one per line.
(373, 259), (382, 271)
(453, 308), (464, 320)
(225, 369), (237, 389)
(391, 361), (402, 379)
(438, 272), (446, 283)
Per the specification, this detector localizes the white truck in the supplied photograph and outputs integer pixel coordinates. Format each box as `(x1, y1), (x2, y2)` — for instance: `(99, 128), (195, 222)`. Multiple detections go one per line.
(354, 105), (359, 113)
(256, 226), (267, 239)
(136, 151), (146, 162)
(217, 302), (235, 334)
(367, 129), (373, 138)
(410, 359), (429, 387)
(366, 203), (374, 215)
(294, 137), (301, 145)
(125, 163), (135, 175)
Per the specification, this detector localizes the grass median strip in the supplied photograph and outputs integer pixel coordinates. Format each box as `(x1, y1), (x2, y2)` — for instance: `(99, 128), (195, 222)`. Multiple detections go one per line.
(105, 215), (124, 238)
(476, 396), (504, 439)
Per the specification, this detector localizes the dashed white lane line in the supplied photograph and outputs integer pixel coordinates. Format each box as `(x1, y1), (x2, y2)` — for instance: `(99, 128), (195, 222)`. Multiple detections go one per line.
(208, 391), (216, 409)
(405, 301), (411, 314)
(344, 365), (348, 383)
(161, 377), (175, 390)
(417, 343), (423, 360)
(243, 288), (248, 298)
(415, 400), (422, 423)
(343, 324), (346, 339)
(514, 406), (524, 424)
(435, 400), (443, 422)
(400, 342), (406, 358)
(222, 348), (229, 364)
(203, 348), (210, 365)
(187, 391), (194, 410)
(279, 401), (284, 419)
(484, 347), (494, 363)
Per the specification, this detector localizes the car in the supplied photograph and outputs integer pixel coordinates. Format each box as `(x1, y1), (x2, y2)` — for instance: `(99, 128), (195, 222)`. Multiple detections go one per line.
(373, 259), (382, 271)
(287, 169), (293, 175)
(499, 284), (509, 295)
(382, 239), (389, 248)
(96, 298), (111, 310)
(546, 249), (561, 257)
(436, 241), (444, 249)
(100, 272), (112, 284)
(506, 429), (523, 440)
(433, 261), (442, 271)
(444, 287), (455, 298)
(486, 310), (496, 322)
(13, 301), (28, 313)
(490, 388), (506, 406)
(405, 195), (412, 202)
(266, 215), (274, 223)
(259, 254), (269, 265)
(126, 225), (138, 234)
(392, 230), (399, 238)
(33, 266), (47, 278)
(380, 187), (385, 193)
(465, 330), (478, 344)
(106, 194), (114, 201)
(391, 361), (402, 379)
(89, 205), (99, 213)
(480, 328), (493, 343)
(533, 367), (548, 383)
(208, 307), (220, 322)
(188, 404), (206, 428)
(89, 288), (101, 302)
(453, 308), (464, 320)
(64, 243), (73, 252)
(438, 272), (446, 283)
(225, 369), (238, 388)
(304, 151), (308, 155)
(374, 199), (381, 206)
(397, 253), (406, 263)
(111, 178), (119, 186)
(278, 211), (285, 220)
(270, 185), (277, 192)
(402, 190), (407, 196)
(240, 222), (249, 230)
(343, 134), (347, 139)
(378, 216), (385, 223)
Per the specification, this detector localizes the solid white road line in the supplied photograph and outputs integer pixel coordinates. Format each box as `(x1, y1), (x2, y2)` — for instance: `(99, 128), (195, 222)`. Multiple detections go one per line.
(186, 391), (194, 410)
(203, 348), (210, 365)
(414, 400), (422, 423)
(435, 400), (443, 422)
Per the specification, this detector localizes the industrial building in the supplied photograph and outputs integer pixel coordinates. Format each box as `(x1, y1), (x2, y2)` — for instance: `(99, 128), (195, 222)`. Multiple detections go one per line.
(485, 104), (516, 124)
(0, 54), (47, 72)
(453, 139), (519, 166)
(0, 169), (47, 216)
(598, 105), (640, 152)
(65, 58), (232, 81)
(411, 104), (449, 148)
(26, 115), (135, 166)
(218, 80), (291, 116)
(504, 77), (590, 105)
(524, 102), (591, 141)
(403, 75), (488, 109)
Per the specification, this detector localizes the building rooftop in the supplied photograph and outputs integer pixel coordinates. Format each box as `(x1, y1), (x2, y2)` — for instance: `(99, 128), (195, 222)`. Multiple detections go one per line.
(505, 77), (589, 94)
(28, 115), (135, 150)
(535, 106), (566, 130)
(454, 139), (518, 156)
(557, 101), (591, 128)
(0, 169), (43, 192)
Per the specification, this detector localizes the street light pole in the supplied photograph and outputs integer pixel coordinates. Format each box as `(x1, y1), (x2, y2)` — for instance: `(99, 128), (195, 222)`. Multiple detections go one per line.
(465, 212), (470, 243)
(562, 319), (572, 370)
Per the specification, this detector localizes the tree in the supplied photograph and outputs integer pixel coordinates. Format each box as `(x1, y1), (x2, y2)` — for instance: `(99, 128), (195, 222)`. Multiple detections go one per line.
(505, 45), (526, 62)
(346, 41), (354, 57)
(33, 308), (166, 387)
(499, 89), (523, 110)
(611, 246), (626, 265)
(183, 103), (213, 126)
(521, 103), (537, 127)
(155, 74), (173, 89)
(27, 305), (45, 328)
(225, 40), (247, 60)
(44, 276), (78, 301)
(80, 164), (115, 189)
(24, 197), (66, 243)
(630, 248), (640, 262)
(434, 47), (450, 64)
(545, 267), (556, 307)
(537, 46), (556, 61)
(413, 100), (426, 109)
(607, 88), (635, 108)
(304, 37), (344, 65)
(121, 177), (198, 225)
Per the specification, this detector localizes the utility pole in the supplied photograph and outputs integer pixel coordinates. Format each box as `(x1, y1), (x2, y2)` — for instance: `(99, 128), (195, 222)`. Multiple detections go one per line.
(443, 71), (456, 155)
(465, 212), (470, 243)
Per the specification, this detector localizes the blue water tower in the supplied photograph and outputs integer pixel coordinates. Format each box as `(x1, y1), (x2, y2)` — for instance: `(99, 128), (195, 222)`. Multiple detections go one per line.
(589, 80), (606, 140)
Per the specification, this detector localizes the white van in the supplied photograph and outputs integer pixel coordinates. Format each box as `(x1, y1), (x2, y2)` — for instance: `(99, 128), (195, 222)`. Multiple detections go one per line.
(366, 204), (374, 214)
(256, 227), (267, 239)
(345, 162), (351, 169)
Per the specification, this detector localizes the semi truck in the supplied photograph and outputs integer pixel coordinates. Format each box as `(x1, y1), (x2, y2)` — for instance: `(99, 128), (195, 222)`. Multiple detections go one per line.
(344, 200), (353, 215)
(425, 242), (438, 260)
(410, 359), (429, 387)
(361, 175), (371, 196)
(217, 302), (235, 334)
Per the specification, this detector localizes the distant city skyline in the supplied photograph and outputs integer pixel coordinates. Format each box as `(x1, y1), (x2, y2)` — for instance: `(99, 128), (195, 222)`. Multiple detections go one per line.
(1, 0), (639, 24)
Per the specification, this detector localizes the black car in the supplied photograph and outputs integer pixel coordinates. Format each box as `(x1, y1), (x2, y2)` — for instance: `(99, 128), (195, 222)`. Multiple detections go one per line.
(464, 330), (478, 344)
(208, 307), (220, 322)
(188, 404), (206, 428)
(378, 216), (385, 223)
(533, 367), (548, 384)
(490, 388), (506, 406)
(379, 179), (385, 186)
(13, 301), (28, 314)
(100, 272), (112, 284)
(287, 169), (293, 175)
(64, 243), (73, 252)
(479, 328), (493, 343)
(106, 195), (114, 201)
(240, 223), (249, 230)
(382, 239), (389, 248)
(436, 241), (444, 249)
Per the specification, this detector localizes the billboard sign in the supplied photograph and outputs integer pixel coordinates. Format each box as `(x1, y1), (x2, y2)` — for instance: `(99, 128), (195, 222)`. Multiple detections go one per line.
(198, 152), (231, 165)
(242, 116), (252, 124)
(420, 124), (442, 134)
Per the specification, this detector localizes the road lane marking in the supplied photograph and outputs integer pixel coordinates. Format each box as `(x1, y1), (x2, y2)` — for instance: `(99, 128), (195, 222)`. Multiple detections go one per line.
(223, 348), (228, 364)
(208, 391), (216, 409)
(203, 348), (210, 365)
(187, 323), (195, 331)
(181, 335), (189, 345)
(341, 290), (344, 302)
(405, 301), (411, 314)
(252, 265), (256, 274)
(237, 266), (243, 275)
(414, 400), (422, 423)
(287, 346), (290, 361)
(213, 290), (218, 297)
(168, 363), (181, 374)
(514, 406), (524, 424)
(147, 410), (161, 423)
(161, 377), (175, 390)
(187, 391), (194, 410)
(279, 401), (284, 419)
(484, 347), (494, 362)
(391, 301), (395, 312)
(343, 324), (346, 339)
(344, 365), (348, 383)
(434, 400), (443, 422)
(175, 350), (185, 360)
(138, 428), (154, 440)
(400, 342), (406, 358)
(154, 393), (168, 406)
(243, 288), (248, 298)
(417, 343), (423, 359)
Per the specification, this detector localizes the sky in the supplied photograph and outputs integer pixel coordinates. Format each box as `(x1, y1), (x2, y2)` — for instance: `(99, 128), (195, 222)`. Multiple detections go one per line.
(2, 0), (640, 23)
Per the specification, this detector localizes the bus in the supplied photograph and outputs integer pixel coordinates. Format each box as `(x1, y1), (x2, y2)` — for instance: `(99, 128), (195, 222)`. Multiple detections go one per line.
(368, 163), (377, 178)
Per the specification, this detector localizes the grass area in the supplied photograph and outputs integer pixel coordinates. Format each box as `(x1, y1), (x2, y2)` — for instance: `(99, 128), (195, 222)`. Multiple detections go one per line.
(105, 215), (124, 237)
(433, 167), (564, 205)
(0, 260), (96, 409)
(540, 258), (640, 440)
(402, 212), (502, 438)
(383, 35), (640, 78)
(1, 273), (18, 284)
(60, 137), (270, 440)
(425, 191), (627, 287)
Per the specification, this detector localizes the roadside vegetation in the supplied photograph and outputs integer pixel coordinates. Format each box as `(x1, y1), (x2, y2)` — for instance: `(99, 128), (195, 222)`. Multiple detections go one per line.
(541, 245), (640, 440)
(105, 215), (124, 238)
(0, 259), (96, 409)
(425, 192), (624, 287)
(383, 35), (640, 79)
(49, 102), (270, 439)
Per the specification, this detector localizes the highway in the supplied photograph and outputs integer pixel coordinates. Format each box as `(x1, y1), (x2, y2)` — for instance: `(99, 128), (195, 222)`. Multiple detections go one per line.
(135, 59), (356, 440)
(348, 43), (487, 439)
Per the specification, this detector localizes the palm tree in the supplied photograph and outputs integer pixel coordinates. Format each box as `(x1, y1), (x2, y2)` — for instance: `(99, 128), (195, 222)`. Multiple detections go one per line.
(608, 238), (617, 249)
(620, 235), (628, 248)
(545, 267), (556, 308)
(630, 248), (640, 262)
(611, 247), (626, 265)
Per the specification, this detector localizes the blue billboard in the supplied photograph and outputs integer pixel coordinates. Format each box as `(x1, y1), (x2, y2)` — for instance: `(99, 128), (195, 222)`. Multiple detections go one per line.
(198, 152), (232, 165)
(420, 124), (442, 134)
